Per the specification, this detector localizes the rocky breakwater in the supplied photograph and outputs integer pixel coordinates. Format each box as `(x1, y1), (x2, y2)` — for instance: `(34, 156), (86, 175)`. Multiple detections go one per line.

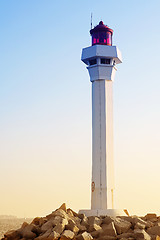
(2, 204), (160, 240)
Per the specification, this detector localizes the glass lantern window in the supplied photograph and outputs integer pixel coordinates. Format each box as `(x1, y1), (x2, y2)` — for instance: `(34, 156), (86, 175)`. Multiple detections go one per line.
(92, 31), (112, 46)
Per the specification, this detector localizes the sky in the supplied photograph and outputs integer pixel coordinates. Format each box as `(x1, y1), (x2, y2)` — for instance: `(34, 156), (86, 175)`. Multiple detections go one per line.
(0, 0), (160, 218)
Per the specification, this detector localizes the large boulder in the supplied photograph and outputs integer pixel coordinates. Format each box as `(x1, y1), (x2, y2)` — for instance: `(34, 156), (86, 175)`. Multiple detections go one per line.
(102, 216), (114, 225)
(134, 229), (151, 240)
(60, 230), (75, 240)
(99, 222), (117, 237)
(88, 216), (102, 226)
(53, 222), (66, 235)
(88, 224), (102, 233)
(4, 230), (20, 240)
(116, 232), (135, 239)
(76, 231), (93, 240)
(147, 226), (160, 236)
(35, 228), (52, 240)
(48, 231), (60, 240)
(81, 216), (89, 229)
(133, 217), (153, 228)
(41, 221), (53, 233)
(18, 224), (37, 239)
(65, 219), (79, 234)
(144, 214), (157, 221)
(114, 217), (131, 234)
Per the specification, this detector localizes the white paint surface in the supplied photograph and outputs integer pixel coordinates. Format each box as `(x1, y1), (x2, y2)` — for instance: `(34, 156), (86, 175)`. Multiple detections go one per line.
(79, 44), (122, 215)
(91, 80), (114, 209)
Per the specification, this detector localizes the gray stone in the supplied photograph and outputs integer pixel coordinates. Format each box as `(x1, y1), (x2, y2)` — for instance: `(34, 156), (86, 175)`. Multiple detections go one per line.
(53, 223), (65, 235)
(35, 228), (52, 240)
(81, 216), (89, 228)
(60, 230), (75, 240)
(147, 226), (160, 236)
(134, 229), (151, 240)
(116, 232), (135, 239)
(4, 230), (20, 240)
(41, 221), (53, 233)
(88, 216), (102, 226)
(59, 203), (67, 212)
(88, 224), (102, 233)
(133, 217), (153, 228)
(76, 231), (93, 240)
(114, 217), (131, 234)
(134, 221), (146, 229)
(145, 214), (157, 221)
(66, 219), (79, 234)
(48, 231), (60, 240)
(99, 222), (117, 237)
(20, 225), (37, 239)
(102, 216), (114, 225)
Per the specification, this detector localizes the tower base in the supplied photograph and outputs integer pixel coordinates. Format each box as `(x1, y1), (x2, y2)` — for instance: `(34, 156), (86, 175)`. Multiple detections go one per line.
(78, 209), (127, 218)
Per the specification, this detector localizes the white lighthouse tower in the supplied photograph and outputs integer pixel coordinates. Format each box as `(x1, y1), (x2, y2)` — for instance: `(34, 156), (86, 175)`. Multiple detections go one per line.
(79, 21), (124, 217)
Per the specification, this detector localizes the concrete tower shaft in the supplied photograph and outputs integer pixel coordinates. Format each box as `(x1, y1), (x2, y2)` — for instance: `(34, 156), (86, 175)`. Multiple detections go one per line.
(79, 21), (124, 217)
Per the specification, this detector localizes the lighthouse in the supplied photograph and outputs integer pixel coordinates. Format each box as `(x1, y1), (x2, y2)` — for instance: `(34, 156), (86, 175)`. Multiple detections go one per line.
(79, 21), (125, 217)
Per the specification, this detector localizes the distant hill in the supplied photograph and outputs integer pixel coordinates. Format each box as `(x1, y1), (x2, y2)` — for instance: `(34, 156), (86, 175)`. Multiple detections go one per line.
(0, 215), (17, 219)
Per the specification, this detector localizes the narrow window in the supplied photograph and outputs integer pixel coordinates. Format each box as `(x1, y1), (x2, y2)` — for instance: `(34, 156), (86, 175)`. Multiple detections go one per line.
(89, 59), (97, 66)
(101, 58), (111, 64)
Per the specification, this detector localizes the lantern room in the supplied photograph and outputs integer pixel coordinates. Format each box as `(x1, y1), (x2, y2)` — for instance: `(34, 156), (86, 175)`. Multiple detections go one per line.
(90, 21), (113, 46)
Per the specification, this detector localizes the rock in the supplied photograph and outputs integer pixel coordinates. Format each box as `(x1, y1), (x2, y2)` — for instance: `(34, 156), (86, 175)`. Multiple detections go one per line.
(147, 226), (160, 236)
(48, 231), (60, 240)
(88, 223), (102, 232)
(145, 214), (157, 221)
(77, 213), (86, 220)
(76, 231), (93, 240)
(51, 209), (68, 220)
(134, 229), (151, 240)
(133, 217), (153, 228)
(19, 224), (37, 239)
(81, 216), (89, 228)
(97, 236), (116, 240)
(102, 216), (114, 225)
(21, 222), (29, 228)
(41, 221), (53, 233)
(77, 224), (87, 233)
(35, 228), (52, 240)
(90, 229), (103, 238)
(51, 216), (65, 226)
(67, 209), (74, 217)
(114, 217), (131, 234)
(31, 217), (42, 226)
(116, 232), (135, 239)
(53, 221), (67, 235)
(134, 221), (146, 229)
(59, 203), (67, 212)
(99, 222), (117, 237)
(66, 219), (79, 234)
(117, 216), (134, 224)
(88, 216), (102, 226)
(67, 208), (78, 217)
(60, 230), (75, 240)
(4, 230), (20, 240)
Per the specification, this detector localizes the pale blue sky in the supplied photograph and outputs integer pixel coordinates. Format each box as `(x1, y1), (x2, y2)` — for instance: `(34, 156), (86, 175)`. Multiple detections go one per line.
(0, 0), (160, 217)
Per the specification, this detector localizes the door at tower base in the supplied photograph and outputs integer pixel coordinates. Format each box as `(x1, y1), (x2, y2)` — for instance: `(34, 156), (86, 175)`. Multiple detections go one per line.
(78, 209), (126, 217)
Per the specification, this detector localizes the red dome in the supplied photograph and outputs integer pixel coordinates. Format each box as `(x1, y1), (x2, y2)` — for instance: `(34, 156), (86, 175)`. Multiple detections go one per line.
(90, 21), (113, 46)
